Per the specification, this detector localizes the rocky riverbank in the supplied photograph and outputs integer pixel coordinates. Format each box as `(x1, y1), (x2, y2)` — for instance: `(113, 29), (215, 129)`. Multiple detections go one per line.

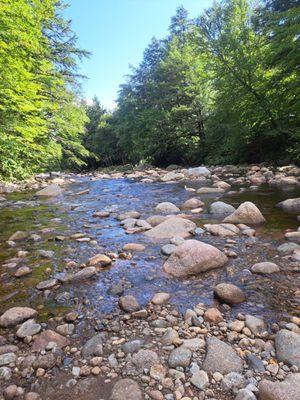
(0, 164), (299, 400)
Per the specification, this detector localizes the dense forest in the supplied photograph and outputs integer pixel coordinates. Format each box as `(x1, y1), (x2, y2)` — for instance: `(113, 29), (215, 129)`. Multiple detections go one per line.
(0, 0), (299, 180)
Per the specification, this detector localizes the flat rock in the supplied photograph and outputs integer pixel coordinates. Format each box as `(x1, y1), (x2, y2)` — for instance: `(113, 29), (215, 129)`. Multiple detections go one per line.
(145, 217), (196, 239)
(163, 239), (228, 277)
(117, 211), (141, 220)
(204, 223), (240, 236)
(0, 307), (38, 328)
(69, 267), (97, 282)
(223, 201), (265, 224)
(35, 184), (62, 197)
(14, 266), (32, 277)
(16, 319), (41, 338)
(214, 283), (246, 305)
(161, 244), (176, 255)
(251, 262), (280, 274)
(197, 187), (224, 194)
(259, 373), (300, 400)
(275, 329), (300, 368)
(110, 378), (143, 400)
(277, 242), (300, 254)
(203, 337), (243, 374)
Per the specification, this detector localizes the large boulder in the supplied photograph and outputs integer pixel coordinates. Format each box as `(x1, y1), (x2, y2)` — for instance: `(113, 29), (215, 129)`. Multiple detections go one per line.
(203, 337), (243, 374)
(155, 202), (180, 214)
(0, 307), (37, 328)
(188, 167), (211, 177)
(163, 239), (228, 277)
(204, 223), (240, 237)
(35, 184), (62, 197)
(110, 378), (143, 400)
(214, 283), (246, 305)
(223, 201), (265, 224)
(277, 198), (300, 213)
(275, 329), (300, 368)
(259, 373), (300, 400)
(144, 217), (196, 239)
(209, 201), (236, 215)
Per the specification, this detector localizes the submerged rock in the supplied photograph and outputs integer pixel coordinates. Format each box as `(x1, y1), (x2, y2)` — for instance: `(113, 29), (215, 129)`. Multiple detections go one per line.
(163, 239), (228, 277)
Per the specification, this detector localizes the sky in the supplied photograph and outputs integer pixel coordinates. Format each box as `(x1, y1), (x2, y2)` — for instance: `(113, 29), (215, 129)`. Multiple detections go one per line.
(65, 0), (212, 109)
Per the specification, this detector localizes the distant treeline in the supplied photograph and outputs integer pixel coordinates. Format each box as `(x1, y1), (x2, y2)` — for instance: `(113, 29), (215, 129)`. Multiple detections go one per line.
(0, 0), (299, 180)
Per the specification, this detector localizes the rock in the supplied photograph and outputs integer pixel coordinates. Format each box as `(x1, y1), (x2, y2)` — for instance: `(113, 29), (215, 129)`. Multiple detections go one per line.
(203, 337), (243, 374)
(0, 367), (12, 381)
(277, 242), (300, 254)
(245, 315), (267, 335)
(117, 211), (141, 220)
(182, 338), (205, 351)
(191, 370), (209, 390)
(35, 184), (62, 197)
(204, 308), (224, 323)
(221, 372), (246, 392)
(132, 349), (159, 371)
(188, 167), (211, 177)
(146, 215), (169, 227)
(69, 266), (97, 282)
(56, 323), (74, 336)
(161, 244), (176, 255)
(259, 373), (300, 400)
(181, 198), (204, 210)
(123, 243), (145, 252)
(110, 378), (143, 400)
(209, 201), (236, 215)
(151, 292), (171, 305)
(277, 198), (300, 213)
(145, 217), (196, 239)
(285, 231), (300, 243)
(251, 262), (280, 274)
(155, 202), (180, 214)
(197, 187), (225, 194)
(122, 340), (144, 354)
(8, 231), (28, 241)
(246, 354), (265, 372)
(14, 266), (32, 277)
(163, 239), (228, 277)
(88, 254), (112, 266)
(168, 346), (192, 368)
(0, 307), (37, 327)
(82, 333), (105, 358)
(36, 278), (58, 290)
(204, 223), (240, 236)
(24, 393), (41, 400)
(223, 201), (265, 224)
(161, 328), (179, 345)
(32, 330), (69, 351)
(275, 329), (300, 368)
(119, 295), (140, 312)
(214, 283), (246, 305)
(235, 389), (257, 400)
(16, 319), (41, 338)
(161, 172), (184, 182)
(0, 353), (16, 366)
(3, 385), (18, 400)
(149, 364), (167, 381)
(36, 249), (55, 258)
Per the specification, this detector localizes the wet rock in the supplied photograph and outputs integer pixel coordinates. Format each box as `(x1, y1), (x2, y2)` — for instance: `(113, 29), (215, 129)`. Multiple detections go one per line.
(82, 333), (105, 358)
(161, 328), (179, 345)
(259, 373), (300, 400)
(151, 292), (171, 305)
(277, 198), (300, 213)
(182, 338), (205, 351)
(0, 307), (37, 327)
(191, 370), (209, 390)
(14, 266), (32, 277)
(132, 349), (159, 371)
(275, 329), (300, 368)
(168, 346), (192, 368)
(223, 201), (265, 224)
(16, 319), (41, 338)
(88, 253), (112, 266)
(35, 183), (62, 197)
(8, 231), (28, 241)
(161, 244), (176, 255)
(181, 198), (204, 210)
(110, 378), (143, 400)
(251, 262), (280, 274)
(119, 295), (140, 312)
(204, 223), (240, 236)
(155, 202), (180, 214)
(214, 283), (246, 305)
(203, 337), (243, 374)
(163, 239), (228, 277)
(123, 243), (145, 252)
(32, 330), (69, 351)
(33, 353), (57, 369)
(245, 315), (267, 335)
(36, 278), (58, 290)
(209, 201), (236, 215)
(161, 172), (184, 182)
(145, 217), (196, 239)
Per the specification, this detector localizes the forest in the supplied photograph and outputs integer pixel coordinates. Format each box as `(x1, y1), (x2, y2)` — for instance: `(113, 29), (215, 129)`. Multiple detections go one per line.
(0, 0), (299, 180)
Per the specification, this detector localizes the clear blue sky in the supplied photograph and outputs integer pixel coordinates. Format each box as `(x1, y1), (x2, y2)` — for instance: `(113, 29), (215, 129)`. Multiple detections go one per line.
(65, 0), (212, 109)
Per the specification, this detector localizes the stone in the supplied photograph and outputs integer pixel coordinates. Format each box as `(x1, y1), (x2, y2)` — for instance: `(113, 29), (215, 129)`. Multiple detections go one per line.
(14, 266), (32, 277)
(151, 292), (171, 305)
(181, 198), (204, 210)
(259, 373), (300, 400)
(223, 201), (265, 224)
(163, 239), (228, 277)
(24, 393), (41, 400)
(123, 243), (145, 252)
(155, 202), (180, 214)
(145, 217), (196, 239)
(182, 338), (205, 351)
(197, 187), (225, 194)
(36, 249), (55, 258)
(235, 389), (257, 400)
(245, 315), (267, 335)
(275, 329), (300, 368)
(119, 295), (140, 312)
(149, 364), (167, 381)
(0, 367), (12, 381)
(16, 319), (41, 338)
(188, 166), (211, 177)
(132, 349), (159, 371)
(69, 267), (97, 282)
(203, 337), (243, 374)
(82, 333), (105, 358)
(209, 201), (236, 215)
(0, 353), (16, 366)
(0, 307), (37, 327)
(277, 198), (300, 213)
(246, 354), (265, 372)
(161, 244), (176, 255)
(277, 242), (300, 254)
(204, 308), (224, 324)
(3, 385), (18, 400)
(285, 231), (300, 243)
(35, 184), (62, 197)
(161, 328), (179, 345)
(122, 340), (144, 354)
(221, 372), (246, 392)
(214, 283), (246, 305)
(8, 231), (28, 241)
(191, 370), (209, 390)
(168, 346), (192, 368)
(32, 330), (69, 351)
(204, 223), (240, 236)
(229, 320), (245, 333)
(117, 211), (141, 220)
(251, 262), (280, 274)
(36, 278), (58, 290)
(110, 378), (143, 400)
(0, 346), (18, 355)
(88, 253), (112, 266)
